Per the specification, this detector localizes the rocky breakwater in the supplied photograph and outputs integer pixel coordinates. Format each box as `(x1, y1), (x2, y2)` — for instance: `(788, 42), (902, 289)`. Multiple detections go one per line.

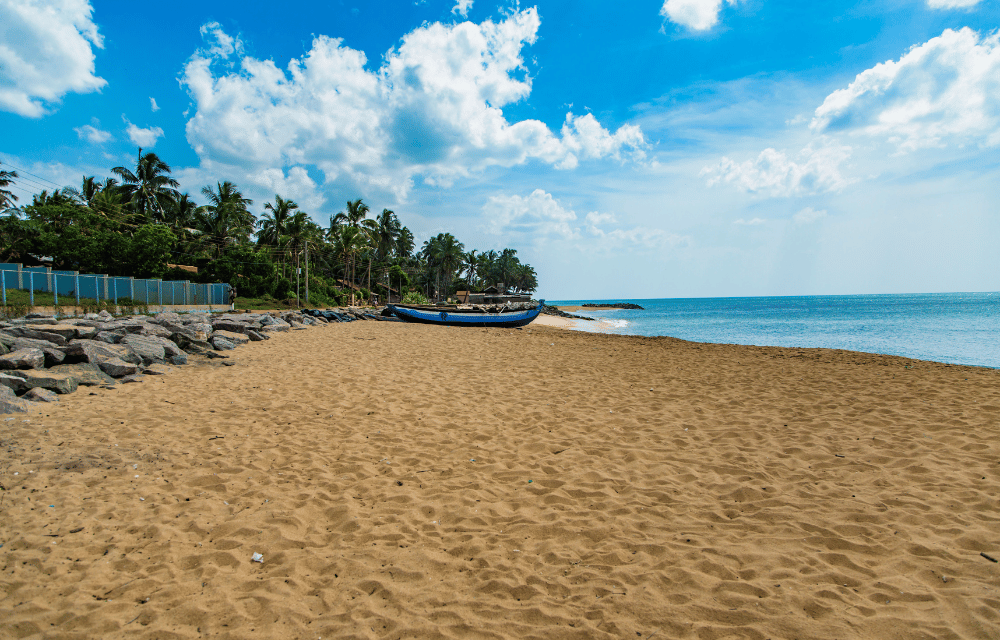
(540, 304), (595, 321)
(580, 302), (644, 310)
(0, 309), (330, 414)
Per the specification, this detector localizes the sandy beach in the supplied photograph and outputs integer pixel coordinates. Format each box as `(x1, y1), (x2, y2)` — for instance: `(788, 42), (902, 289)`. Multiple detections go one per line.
(2, 321), (999, 639)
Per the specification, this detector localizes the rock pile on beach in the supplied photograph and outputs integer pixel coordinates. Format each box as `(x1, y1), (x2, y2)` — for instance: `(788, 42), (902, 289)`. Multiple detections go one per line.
(0, 308), (353, 413)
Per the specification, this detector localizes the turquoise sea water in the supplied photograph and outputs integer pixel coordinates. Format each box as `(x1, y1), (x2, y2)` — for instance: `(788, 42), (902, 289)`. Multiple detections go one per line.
(548, 293), (1000, 369)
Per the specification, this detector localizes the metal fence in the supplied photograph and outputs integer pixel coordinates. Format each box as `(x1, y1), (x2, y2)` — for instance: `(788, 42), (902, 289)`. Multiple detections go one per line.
(0, 263), (231, 307)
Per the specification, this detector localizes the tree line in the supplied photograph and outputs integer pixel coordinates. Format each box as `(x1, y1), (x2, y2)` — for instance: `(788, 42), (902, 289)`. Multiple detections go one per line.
(0, 153), (538, 307)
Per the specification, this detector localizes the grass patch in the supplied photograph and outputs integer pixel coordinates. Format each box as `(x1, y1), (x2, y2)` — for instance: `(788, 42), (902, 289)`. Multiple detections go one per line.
(0, 289), (150, 317)
(234, 296), (300, 310)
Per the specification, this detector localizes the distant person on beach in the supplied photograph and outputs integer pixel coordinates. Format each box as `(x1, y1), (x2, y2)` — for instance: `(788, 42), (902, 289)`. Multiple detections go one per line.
(229, 285), (237, 310)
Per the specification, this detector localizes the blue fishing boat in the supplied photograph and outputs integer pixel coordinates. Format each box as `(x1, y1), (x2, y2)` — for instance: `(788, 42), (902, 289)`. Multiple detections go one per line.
(387, 301), (545, 328)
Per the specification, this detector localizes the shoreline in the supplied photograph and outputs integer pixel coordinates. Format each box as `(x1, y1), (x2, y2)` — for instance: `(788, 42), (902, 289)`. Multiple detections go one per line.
(548, 304), (1000, 370)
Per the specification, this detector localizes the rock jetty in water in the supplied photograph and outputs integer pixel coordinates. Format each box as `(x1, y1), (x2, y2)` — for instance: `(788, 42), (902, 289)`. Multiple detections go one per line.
(540, 305), (594, 321)
(580, 302), (644, 310)
(0, 308), (391, 413)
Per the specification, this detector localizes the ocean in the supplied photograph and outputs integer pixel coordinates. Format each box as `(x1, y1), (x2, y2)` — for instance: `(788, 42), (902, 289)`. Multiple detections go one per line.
(548, 292), (1000, 369)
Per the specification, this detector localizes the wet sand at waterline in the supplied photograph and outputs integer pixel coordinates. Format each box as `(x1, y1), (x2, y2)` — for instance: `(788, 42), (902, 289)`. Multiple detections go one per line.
(2, 321), (1000, 639)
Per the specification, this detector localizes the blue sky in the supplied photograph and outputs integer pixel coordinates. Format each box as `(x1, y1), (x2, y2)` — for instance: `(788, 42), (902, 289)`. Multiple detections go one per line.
(1, 0), (998, 299)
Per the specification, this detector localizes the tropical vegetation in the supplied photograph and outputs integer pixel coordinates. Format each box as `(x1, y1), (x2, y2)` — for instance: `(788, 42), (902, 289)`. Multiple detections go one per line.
(0, 155), (537, 307)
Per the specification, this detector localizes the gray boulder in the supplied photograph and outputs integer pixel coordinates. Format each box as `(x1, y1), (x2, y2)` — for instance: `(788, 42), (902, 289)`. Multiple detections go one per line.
(94, 330), (125, 344)
(212, 330), (249, 345)
(259, 324), (289, 334)
(210, 336), (236, 351)
(121, 334), (166, 365)
(0, 385), (29, 414)
(5, 337), (66, 366)
(142, 363), (171, 375)
(151, 311), (183, 326)
(147, 335), (183, 358)
(4, 327), (69, 345)
(73, 325), (99, 340)
(47, 363), (115, 387)
(6, 370), (79, 394)
(212, 320), (251, 334)
(27, 323), (82, 339)
(97, 357), (140, 378)
(0, 373), (27, 393)
(168, 353), (188, 365)
(98, 320), (144, 334)
(0, 348), (45, 370)
(139, 323), (174, 339)
(24, 388), (59, 402)
(185, 323), (212, 340)
(246, 330), (268, 341)
(173, 334), (213, 355)
(64, 340), (141, 365)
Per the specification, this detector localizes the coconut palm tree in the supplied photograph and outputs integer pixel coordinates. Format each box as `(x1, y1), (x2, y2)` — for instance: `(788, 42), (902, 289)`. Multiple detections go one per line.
(331, 199), (373, 299)
(62, 176), (102, 207)
(333, 198), (370, 230)
(257, 195), (298, 277)
(395, 226), (414, 259)
(512, 263), (538, 293)
(112, 149), (180, 222)
(460, 249), (479, 291)
(196, 181), (254, 255)
(165, 193), (201, 230)
(0, 163), (19, 211)
(421, 233), (464, 301)
(282, 210), (321, 305)
(372, 208), (400, 262)
(329, 224), (365, 304)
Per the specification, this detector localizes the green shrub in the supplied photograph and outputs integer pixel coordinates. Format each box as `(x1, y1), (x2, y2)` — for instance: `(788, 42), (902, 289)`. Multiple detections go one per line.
(402, 290), (429, 304)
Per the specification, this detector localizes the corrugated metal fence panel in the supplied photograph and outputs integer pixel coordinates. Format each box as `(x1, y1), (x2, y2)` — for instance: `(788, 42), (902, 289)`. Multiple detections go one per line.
(0, 268), (233, 306)
(0, 263), (231, 307)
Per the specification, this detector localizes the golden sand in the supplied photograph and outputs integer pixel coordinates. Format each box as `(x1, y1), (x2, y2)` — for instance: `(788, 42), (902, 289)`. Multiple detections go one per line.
(2, 321), (999, 639)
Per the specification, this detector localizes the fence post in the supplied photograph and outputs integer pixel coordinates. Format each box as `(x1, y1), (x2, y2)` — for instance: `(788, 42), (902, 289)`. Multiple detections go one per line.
(2, 270), (5, 306)
(75, 273), (80, 306)
(17, 263), (22, 289)
(113, 278), (118, 305)
(157, 280), (162, 307)
(130, 277), (134, 302)
(53, 274), (58, 308)
(29, 271), (34, 307)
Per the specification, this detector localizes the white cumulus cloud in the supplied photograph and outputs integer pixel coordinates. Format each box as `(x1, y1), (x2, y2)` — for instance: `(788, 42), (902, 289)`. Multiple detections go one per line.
(124, 119), (164, 148)
(452, 0), (473, 17)
(926, 0), (981, 8)
(485, 190), (684, 249)
(485, 189), (579, 240)
(0, 0), (106, 117)
(179, 10), (645, 201)
(150, 97), (159, 112)
(733, 217), (765, 225)
(702, 142), (854, 197)
(661, 0), (737, 31)
(793, 207), (827, 223)
(811, 27), (1000, 150)
(74, 122), (111, 144)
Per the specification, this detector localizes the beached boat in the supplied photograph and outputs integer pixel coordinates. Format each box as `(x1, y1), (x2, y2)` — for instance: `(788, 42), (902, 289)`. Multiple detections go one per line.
(387, 301), (545, 328)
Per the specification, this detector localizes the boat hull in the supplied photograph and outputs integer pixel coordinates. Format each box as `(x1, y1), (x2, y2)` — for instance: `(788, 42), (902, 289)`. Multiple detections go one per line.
(387, 303), (543, 328)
